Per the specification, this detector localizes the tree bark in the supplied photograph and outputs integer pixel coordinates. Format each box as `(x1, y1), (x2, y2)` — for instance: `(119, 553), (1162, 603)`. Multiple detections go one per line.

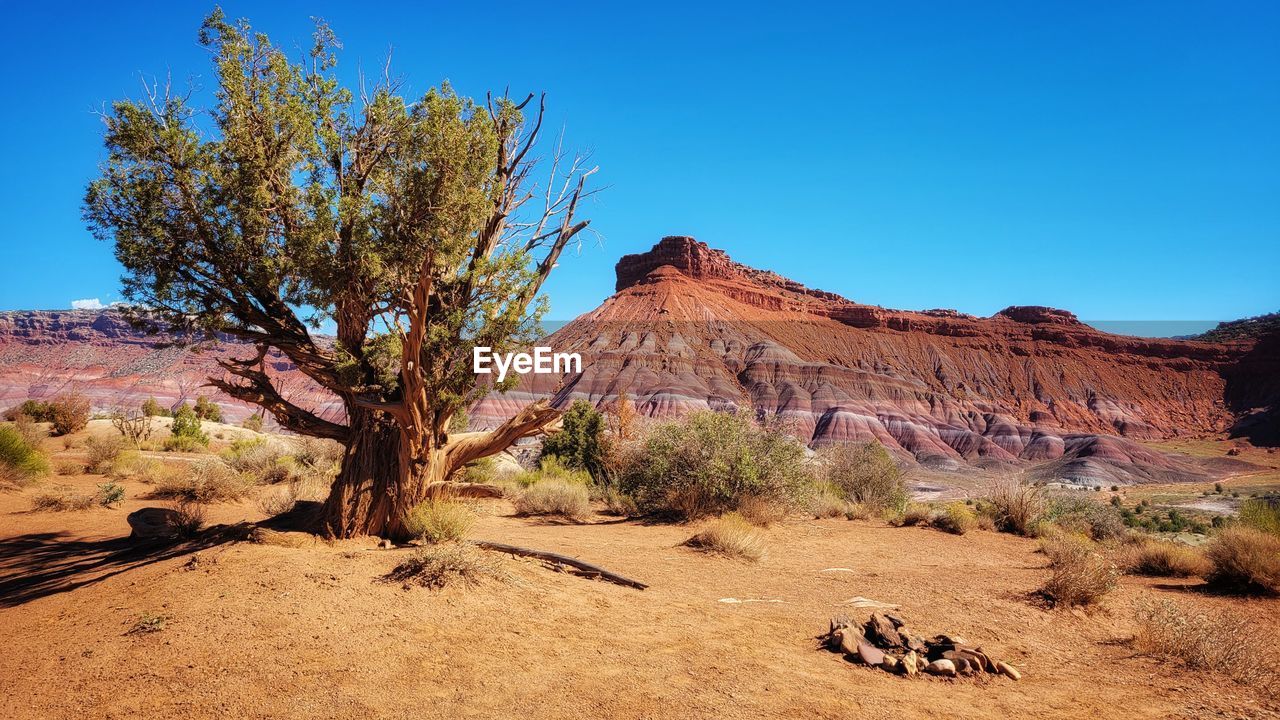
(319, 407), (404, 538)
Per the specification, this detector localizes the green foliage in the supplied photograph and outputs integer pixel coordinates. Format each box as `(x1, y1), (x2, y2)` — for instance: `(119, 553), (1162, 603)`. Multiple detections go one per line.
(96, 482), (126, 508)
(1240, 498), (1280, 536)
(241, 413), (264, 432)
(46, 393), (90, 436)
(0, 424), (50, 485)
(11, 399), (51, 422)
(932, 502), (978, 535)
(539, 399), (607, 481)
(1041, 494), (1126, 541)
(448, 407), (469, 433)
(168, 403), (209, 449)
(141, 397), (167, 417)
(193, 397), (223, 423)
(815, 441), (907, 512)
(81, 9), (594, 448)
(616, 410), (814, 519)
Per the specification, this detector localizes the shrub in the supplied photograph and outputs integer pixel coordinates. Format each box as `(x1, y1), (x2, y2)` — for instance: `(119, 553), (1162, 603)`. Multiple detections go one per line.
(292, 436), (343, 473)
(30, 485), (96, 511)
(1132, 597), (1278, 692)
(402, 498), (476, 543)
(616, 410), (813, 519)
(932, 502), (977, 535)
(55, 460), (85, 476)
(46, 392), (90, 436)
(193, 396), (223, 423)
(96, 482), (126, 508)
(241, 413), (264, 432)
(141, 397), (167, 417)
(844, 502), (873, 521)
(539, 399), (607, 480)
(388, 544), (506, 589)
(1203, 526), (1280, 594)
(811, 485), (851, 519)
(13, 413), (48, 448)
(685, 512), (766, 561)
(1040, 534), (1119, 606)
(222, 437), (289, 479)
(163, 434), (206, 453)
(169, 499), (206, 537)
(1042, 494), (1126, 541)
(1240, 498), (1280, 536)
(151, 458), (251, 502)
(84, 434), (127, 474)
(110, 410), (154, 445)
(985, 477), (1047, 535)
(254, 485), (297, 516)
(890, 502), (932, 527)
(10, 399), (51, 422)
(816, 441), (907, 512)
(0, 424), (50, 486)
(1120, 539), (1211, 578)
(513, 480), (591, 520)
(167, 403), (208, 449)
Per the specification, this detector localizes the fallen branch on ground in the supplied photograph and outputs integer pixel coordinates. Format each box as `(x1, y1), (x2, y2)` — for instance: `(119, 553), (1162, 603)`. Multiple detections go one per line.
(472, 540), (648, 590)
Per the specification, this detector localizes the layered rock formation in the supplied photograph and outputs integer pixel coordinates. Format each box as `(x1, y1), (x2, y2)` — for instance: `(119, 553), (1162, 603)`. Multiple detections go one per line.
(475, 236), (1273, 484)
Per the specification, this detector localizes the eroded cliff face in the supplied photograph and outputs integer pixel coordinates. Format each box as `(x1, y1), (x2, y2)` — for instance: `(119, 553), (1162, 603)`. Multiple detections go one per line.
(475, 236), (1268, 483)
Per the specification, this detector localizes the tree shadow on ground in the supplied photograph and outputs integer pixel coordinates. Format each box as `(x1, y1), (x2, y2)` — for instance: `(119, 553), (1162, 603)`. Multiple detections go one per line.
(0, 523), (247, 609)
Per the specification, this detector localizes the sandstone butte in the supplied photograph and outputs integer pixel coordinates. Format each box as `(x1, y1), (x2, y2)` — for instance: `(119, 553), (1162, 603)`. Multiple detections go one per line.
(1, 236), (1275, 486)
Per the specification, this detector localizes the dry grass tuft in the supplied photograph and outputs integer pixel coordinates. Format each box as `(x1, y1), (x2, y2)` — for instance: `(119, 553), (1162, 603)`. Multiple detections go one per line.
(1119, 538), (1211, 578)
(402, 498), (476, 543)
(254, 484), (298, 517)
(168, 499), (207, 538)
(889, 502), (932, 527)
(986, 477), (1047, 535)
(1039, 531), (1118, 606)
(151, 458), (252, 503)
(513, 480), (591, 520)
(685, 512), (766, 562)
(931, 502), (977, 535)
(1203, 526), (1280, 594)
(30, 485), (95, 511)
(1133, 596), (1279, 692)
(736, 494), (789, 527)
(388, 544), (506, 589)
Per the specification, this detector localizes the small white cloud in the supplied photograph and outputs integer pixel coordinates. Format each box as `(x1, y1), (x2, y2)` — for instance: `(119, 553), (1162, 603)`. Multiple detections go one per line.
(71, 298), (106, 310)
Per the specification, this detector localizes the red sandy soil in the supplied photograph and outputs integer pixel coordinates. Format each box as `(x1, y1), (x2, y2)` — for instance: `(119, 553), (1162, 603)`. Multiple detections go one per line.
(2, 469), (1277, 720)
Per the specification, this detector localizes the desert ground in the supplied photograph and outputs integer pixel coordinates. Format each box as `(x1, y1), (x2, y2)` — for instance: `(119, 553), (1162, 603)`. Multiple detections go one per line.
(1, 423), (1278, 720)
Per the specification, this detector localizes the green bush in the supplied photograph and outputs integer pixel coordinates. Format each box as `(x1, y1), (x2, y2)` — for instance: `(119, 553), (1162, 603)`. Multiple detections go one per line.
(616, 410), (814, 520)
(141, 397), (167, 417)
(539, 399), (607, 481)
(193, 396), (223, 423)
(166, 403), (208, 449)
(1240, 498), (1280, 536)
(84, 434), (127, 473)
(402, 498), (476, 543)
(241, 413), (264, 432)
(96, 481), (126, 508)
(932, 501), (977, 535)
(9, 399), (52, 422)
(816, 441), (906, 512)
(0, 424), (50, 485)
(1042, 494), (1126, 541)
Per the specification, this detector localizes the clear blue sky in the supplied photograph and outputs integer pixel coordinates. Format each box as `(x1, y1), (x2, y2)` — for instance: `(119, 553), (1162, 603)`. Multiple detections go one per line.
(1, 1), (1276, 333)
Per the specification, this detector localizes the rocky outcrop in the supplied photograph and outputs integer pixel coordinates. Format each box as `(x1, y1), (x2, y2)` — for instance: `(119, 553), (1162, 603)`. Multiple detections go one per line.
(475, 236), (1274, 483)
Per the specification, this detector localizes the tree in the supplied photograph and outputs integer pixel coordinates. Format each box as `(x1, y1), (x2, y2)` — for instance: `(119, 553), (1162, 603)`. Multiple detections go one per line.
(540, 399), (606, 482)
(193, 396), (224, 423)
(84, 11), (595, 538)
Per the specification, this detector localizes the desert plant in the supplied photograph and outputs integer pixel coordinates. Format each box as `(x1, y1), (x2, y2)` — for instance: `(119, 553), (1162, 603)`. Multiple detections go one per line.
(685, 512), (766, 561)
(165, 403), (208, 450)
(0, 424), (50, 486)
(9, 399), (51, 422)
(46, 392), (90, 436)
(291, 437), (344, 473)
(169, 499), (207, 537)
(932, 501), (977, 535)
(1039, 534), (1119, 606)
(241, 413), (264, 432)
(13, 413), (48, 448)
(221, 437), (290, 478)
(985, 477), (1047, 535)
(84, 434), (127, 473)
(388, 544), (506, 589)
(55, 460), (85, 476)
(30, 485), (96, 511)
(1132, 597), (1278, 691)
(110, 409), (154, 445)
(1203, 526), (1280, 594)
(810, 485), (851, 519)
(151, 458), (251, 502)
(126, 612), (169, 635)
(539, 399), (608, 481)
(890, 502), (932, 527)
(96, 482), (126, 508)
(402, 498), (476, 543)
(1119, 538), (1210, 578)
(816, 441), (907, 512)
(140, 397), (167, 417)
(513, 480), (591, 520)
(255, 485), (298, 516)
(193, 396), (223, 423)
(617, 410), (813, 520)
(1239, 498), (1280, 536)
(1042, 494), (1126, 541)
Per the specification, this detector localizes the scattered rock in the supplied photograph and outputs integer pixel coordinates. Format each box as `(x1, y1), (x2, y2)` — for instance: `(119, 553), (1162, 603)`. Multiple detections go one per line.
(857, 643), (885, 666)
(996, 661), (1022, 681)
(925, 659), (957, 677)
(378, 538), (394, 549)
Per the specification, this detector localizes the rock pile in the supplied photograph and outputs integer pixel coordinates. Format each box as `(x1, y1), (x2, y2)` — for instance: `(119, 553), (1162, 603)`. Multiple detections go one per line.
(823, 613), (1021, 681)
